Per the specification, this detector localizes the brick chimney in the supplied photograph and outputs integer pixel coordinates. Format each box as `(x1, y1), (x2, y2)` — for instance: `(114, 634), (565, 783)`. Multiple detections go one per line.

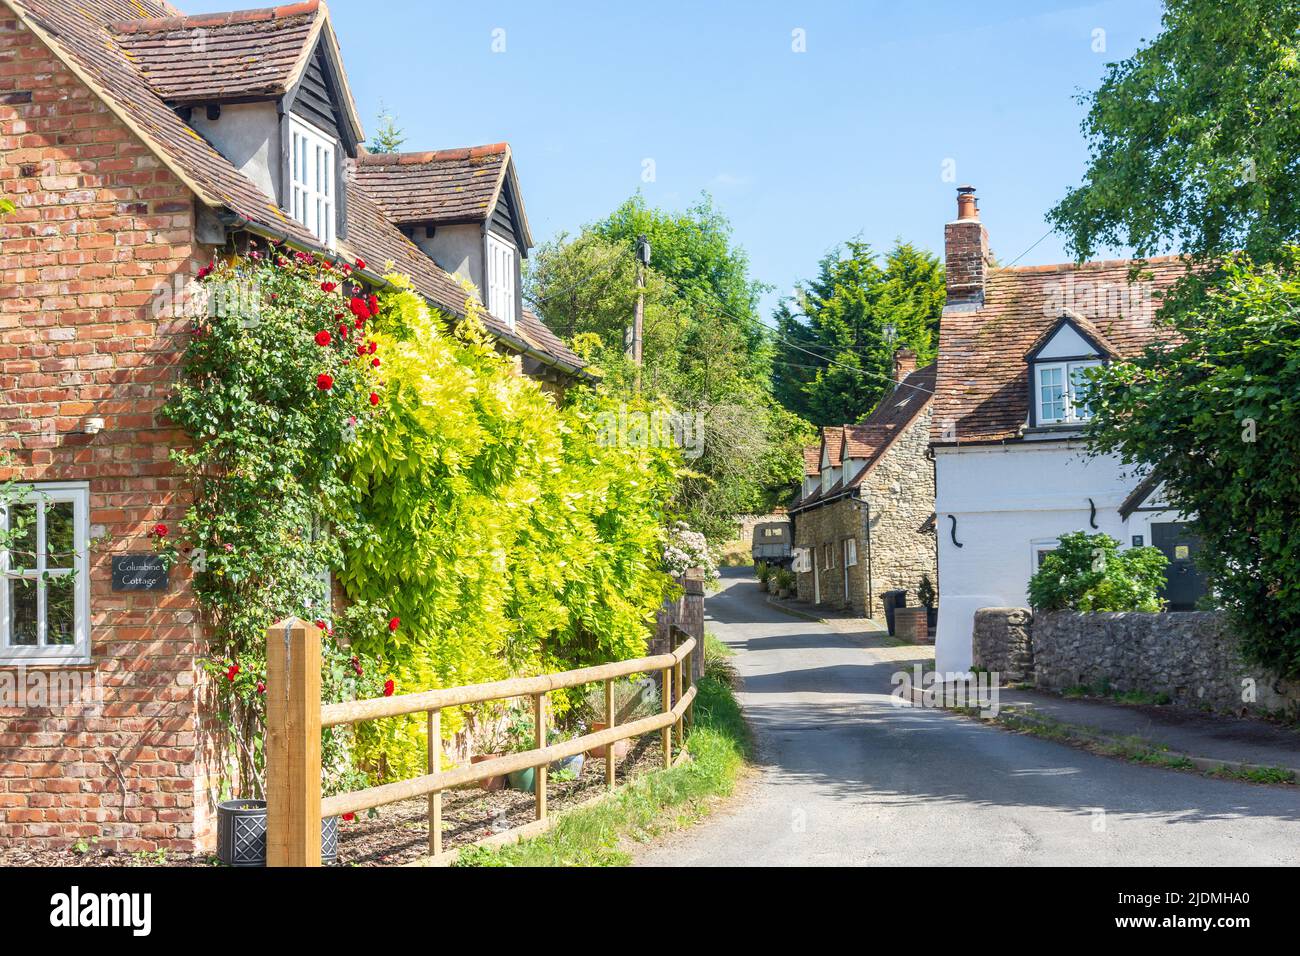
(893, 348), (918, 383)
(945, 185), (991, 308)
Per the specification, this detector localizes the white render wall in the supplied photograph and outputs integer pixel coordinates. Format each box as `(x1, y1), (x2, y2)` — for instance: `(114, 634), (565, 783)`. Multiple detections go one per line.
(933, 440), (1180, 673)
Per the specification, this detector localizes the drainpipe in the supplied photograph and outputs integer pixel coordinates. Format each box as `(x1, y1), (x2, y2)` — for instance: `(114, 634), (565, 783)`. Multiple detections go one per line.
(861, 495), (873, 618)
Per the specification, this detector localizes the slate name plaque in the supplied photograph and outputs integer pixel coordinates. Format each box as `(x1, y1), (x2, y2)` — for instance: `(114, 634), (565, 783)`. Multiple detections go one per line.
(112, 554), (169, 592)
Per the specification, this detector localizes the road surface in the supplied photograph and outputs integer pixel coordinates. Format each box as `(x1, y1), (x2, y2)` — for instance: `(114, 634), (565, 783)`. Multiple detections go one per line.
(636, 568), (1300, 866)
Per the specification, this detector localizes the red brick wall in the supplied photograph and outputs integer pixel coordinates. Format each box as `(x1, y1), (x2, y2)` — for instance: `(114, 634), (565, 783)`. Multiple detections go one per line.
(944, 218), (990, 307)
(0, 14), (214, 852)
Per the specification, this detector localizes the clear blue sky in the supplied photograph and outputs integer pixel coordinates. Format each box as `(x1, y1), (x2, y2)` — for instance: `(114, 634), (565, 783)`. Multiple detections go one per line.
(188, 0), (1167, 318)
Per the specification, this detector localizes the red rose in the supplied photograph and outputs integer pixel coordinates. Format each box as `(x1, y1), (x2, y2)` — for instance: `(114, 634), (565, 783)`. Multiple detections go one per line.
(356, 344), (367, 356)
(355, 259), (366, 271)
(368, 294), (380, 315)
(370, 358), (380, 368)
(226, 663), (240, 682)
(314, 619), (326, 630)
(388, 616), (400, 632)
(320, 281), (337, 293)
(349, 297), (370, 321)
(256, 680), (266, 695)
(151, 523), (168, 538)
(369, 392), (380, 406)
(350, 656), (363, 676)
(314, 330), (332, 347)
(197, 262), (214, 280)
(342, 812), (355, 822)
(368, 341), (378, 355)
(339, 325), (350, 339)
(383, 679), (395, 697)
(316, 373), (334, 391)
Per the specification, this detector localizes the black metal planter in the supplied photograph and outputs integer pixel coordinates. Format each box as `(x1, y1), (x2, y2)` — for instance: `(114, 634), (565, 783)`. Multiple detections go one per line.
(216, 799), (339, 866)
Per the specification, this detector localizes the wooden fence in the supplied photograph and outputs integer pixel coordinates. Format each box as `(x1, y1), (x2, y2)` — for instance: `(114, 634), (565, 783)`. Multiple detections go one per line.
(263, 618), (698, 867)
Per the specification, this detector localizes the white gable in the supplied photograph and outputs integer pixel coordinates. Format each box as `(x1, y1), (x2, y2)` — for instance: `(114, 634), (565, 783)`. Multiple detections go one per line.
(1036, 321), (1098, 359)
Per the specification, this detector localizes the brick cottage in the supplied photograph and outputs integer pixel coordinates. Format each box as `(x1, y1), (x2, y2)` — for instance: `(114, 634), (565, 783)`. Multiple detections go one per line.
(0, 0), (584, 851)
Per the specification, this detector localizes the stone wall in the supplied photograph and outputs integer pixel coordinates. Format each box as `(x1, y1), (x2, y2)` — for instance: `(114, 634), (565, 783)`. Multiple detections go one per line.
(974, 607), (1300, 716)
(792, 496), (863, 610)
(972, 608), (1035, 683)
(0, 15), (214, 852)
(653, 569), (705, 681)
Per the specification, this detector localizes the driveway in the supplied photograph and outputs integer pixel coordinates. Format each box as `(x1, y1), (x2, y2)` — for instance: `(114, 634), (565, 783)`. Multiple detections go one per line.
(636, 568), (1300, 866)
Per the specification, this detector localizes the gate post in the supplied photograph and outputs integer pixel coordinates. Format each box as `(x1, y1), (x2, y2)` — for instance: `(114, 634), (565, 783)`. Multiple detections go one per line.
(266, 617), (322, 867)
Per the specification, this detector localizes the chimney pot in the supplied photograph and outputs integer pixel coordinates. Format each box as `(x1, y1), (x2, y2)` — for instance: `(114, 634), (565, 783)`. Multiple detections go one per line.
(956, 185), (979, 221)
(893, 348), (918, 383)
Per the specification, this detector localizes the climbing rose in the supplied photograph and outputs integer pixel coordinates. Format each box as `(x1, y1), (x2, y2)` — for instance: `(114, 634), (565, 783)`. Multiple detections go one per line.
(339, 324), (350, 339)
(350, 656), (363, 677)
(316, 373), (334, 390)
(348, 297), (370, 321)
(369, 392), (380, 406)
(368, 341), (378, 355)
(256, 680), (266, 695)
(226, 663), (240, 682)
(320, 281), (337, 293)
(371, 358), (381, 368)
(355, 259), (366, 270)
(342, 812), (356, 822)
(314, 330), (332, 347)
(388, 616), (400, 632)
(197, 262), (215, 280)
(314, 619), (327, 630)
(356, 344), (367, 356)
(368, 294), (379, 315)
(151, 523), (168, 538)
(383, 679), (395, 697)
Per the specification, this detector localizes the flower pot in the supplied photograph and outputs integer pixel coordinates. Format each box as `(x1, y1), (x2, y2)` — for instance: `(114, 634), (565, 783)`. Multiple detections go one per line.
(550, 753), (584, 777)
(471, 753), (507, 792)
(778, 588), (791, 599)
(586, 722), (630, 761)
(215, 799), (339, 867)
(507, 766), (535, 792)
(758, 579), (769, 592)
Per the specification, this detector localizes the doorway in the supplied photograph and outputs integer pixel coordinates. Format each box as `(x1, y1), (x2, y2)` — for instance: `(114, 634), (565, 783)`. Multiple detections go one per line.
(1150, 521), (1207, 611)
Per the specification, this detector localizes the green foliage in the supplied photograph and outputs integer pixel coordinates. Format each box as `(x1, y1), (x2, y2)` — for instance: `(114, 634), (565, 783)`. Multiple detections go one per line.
(368, 102), (406, 154)
(340, 278), (682, 777)
(754, 561), (770, 583)
(456, 674), (747, 867)
(918, 574), (936, 610)
(1047, 0), (1300, 264)
(1028, 532), (1168, 613)
(528, 195), (812, 540)
(774, 240), (944, 426)
(1083, 250), (1300, 676)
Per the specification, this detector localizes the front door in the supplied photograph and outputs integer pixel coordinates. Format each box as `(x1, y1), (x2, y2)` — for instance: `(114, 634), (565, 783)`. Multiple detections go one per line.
(1150, 521), (1207, 611)
(812, 548), (821, 604)
(842, 540), (851, 609)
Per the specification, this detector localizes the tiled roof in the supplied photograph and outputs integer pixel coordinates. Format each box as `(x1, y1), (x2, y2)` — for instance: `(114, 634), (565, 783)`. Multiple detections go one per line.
(801, 446), (820, 477)
(112, 1), (320, 102)
(793, 364), (935, 511)
(932, 256), (1190, 444)
(354, 147), (509, 226)
(1021, 311), (1120, 361)
(6, 0), (584, 377)
(519, 310), (584, 370)
(821, 426), (845, 467)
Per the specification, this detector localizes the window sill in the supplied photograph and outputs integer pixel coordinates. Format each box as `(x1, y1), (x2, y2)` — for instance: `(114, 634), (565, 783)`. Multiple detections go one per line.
(0, 655), (93, 669)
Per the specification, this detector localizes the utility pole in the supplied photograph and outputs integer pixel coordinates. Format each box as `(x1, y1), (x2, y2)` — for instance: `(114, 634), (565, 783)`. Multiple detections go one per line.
(631, 235), (650, 389)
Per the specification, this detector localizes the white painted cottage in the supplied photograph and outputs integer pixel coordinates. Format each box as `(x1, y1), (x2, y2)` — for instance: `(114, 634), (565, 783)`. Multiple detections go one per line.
(930, 187), (1205, 673)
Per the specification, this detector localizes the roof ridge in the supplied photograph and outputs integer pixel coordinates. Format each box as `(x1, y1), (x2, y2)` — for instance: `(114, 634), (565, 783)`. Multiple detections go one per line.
(998, 252), (1189, 276)
(111, 1), (320, 33)
(358, 143), (509, 166)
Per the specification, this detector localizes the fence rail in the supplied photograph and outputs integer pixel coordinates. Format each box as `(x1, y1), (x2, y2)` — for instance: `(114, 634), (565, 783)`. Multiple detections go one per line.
(264, 618), (698, 867)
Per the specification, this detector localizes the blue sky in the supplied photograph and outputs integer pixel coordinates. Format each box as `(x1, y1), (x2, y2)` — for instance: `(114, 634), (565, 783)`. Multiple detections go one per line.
(189, 0), (1167, 317)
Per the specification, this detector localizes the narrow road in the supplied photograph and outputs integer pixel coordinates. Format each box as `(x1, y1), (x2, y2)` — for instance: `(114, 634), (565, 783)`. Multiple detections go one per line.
(637, 568), (1300, 866)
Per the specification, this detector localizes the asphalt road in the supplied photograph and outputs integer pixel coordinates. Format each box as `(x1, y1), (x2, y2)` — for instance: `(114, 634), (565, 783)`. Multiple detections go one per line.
(636, 567), (1300, 866)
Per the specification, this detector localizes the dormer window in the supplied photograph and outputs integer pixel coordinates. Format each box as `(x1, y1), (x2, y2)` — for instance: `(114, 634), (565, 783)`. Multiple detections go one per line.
(289, 116), (336, 247)
(486, 234), (517, 327)
(1036, 360), (1100, 424)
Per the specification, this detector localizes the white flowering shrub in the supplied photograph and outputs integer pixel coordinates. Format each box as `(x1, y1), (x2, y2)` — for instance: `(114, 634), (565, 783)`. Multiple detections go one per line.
(663, 522), (718, 583)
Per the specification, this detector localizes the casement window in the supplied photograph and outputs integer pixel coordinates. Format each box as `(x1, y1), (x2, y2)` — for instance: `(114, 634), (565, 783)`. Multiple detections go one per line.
(1, 483), (90, 664)
(485, 234), (517, 327)
(844, 538), (858, 568)
(823, 546), (836, 571)
(289, 116), (336, 248)
(1031, 538), (1060, 571)
(1036, 360), (1101, 424)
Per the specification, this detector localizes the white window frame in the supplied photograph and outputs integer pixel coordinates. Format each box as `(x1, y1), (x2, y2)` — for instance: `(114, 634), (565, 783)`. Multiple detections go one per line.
(485, 233), (517, 328)
(844, 538), (858, 568)
(289, 116), (336, 248)
(824, 545), (836, 571)
(1, 482), (91, 665)
(1036, 359), (1101, 424)
(1030, 537), (1060, 575)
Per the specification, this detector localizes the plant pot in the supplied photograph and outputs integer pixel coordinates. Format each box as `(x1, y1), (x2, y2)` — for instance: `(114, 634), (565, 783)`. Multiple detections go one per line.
(470, 753), (507, 792)
(507, 766), (535, 792)
(778, 588), (791, 599)
(758, 579), (769, 592)
(550, 753), (584, 777)
(587, 722), (631, 761)
(215, 799), (339, 867)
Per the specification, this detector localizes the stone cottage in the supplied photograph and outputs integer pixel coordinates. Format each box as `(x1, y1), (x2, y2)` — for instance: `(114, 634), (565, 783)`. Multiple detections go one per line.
(0, 0), (585, 852)
(789, 353), (937, 619)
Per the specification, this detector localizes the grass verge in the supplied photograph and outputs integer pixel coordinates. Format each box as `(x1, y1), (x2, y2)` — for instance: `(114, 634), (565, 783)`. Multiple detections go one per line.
(455, 671), (748, 867)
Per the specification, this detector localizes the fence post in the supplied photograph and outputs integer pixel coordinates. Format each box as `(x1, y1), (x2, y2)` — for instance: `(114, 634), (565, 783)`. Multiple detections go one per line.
(603, 678), (616, 791)
(684, 644), (694, 735)
(660, 665), (672, 768)
(673, 633), (684, 750)
(533, 692), (547, 821)
(427, 709), (442, 857)
(266, 617), (322, 868)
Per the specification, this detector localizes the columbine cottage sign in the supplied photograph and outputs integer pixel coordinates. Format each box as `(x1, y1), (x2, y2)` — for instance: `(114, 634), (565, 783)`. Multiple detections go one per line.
(111, 554), (169, 592)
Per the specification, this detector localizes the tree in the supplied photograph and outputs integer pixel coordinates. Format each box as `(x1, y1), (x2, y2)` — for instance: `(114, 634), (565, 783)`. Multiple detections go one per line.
(774, 240), (943, 425)
(1047, 0), (1300, 265)
(369, 102), (406, 154)
(1083, 250), (1300, 677)
(1028, 532), (1168, 613)
(527, 195), (812, 540)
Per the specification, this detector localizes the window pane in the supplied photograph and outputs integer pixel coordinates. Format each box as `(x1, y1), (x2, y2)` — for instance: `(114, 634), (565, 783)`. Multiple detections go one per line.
(8, 578), (38, 645)
(46, 501), (74, 569)
(45, 575), (75, 646)
(1069, 364), (1094, 419)
(8, 501), (37, 572)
